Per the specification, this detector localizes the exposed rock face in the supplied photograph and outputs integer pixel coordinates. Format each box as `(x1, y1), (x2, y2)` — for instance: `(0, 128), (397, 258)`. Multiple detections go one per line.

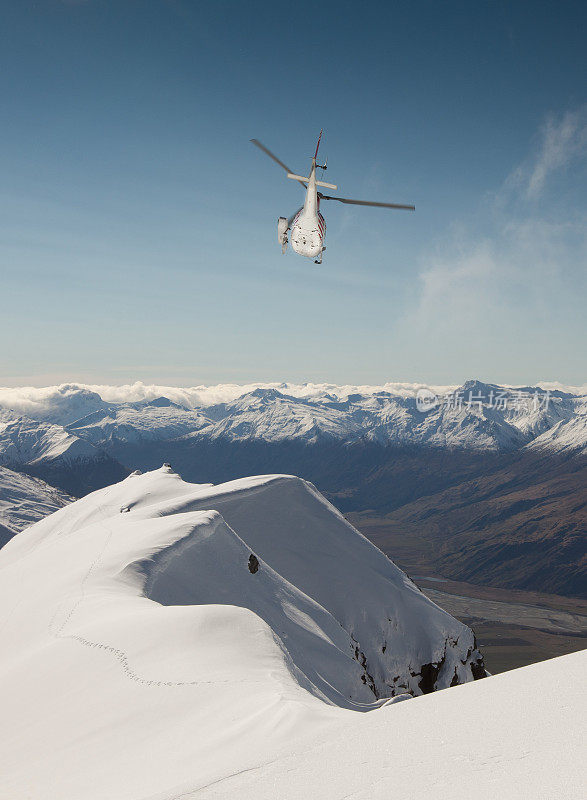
(351, 638), (379, 698)
(413, 650), (486, 696)
(248, 553), (260, 574)
(416, 662), (442, 695)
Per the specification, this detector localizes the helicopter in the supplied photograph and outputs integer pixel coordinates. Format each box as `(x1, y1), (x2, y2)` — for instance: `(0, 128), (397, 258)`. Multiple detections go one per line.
(250, 130), (415, 264)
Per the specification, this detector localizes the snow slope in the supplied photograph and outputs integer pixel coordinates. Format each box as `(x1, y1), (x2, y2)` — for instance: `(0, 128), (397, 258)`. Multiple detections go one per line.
(525, 397), (587, 455)
(67, 398), (209, 446)
(0, 466), (72, 546)
(0, 412), (100, 465)
(0, 466), (493, 799)
(0, 410), (128, 496)
(191, 649), (586, 800)
(151, 471), (486, 695)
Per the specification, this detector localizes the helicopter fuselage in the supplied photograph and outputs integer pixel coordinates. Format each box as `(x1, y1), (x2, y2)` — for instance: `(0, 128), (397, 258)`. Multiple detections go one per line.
(290, 163), (326, 259)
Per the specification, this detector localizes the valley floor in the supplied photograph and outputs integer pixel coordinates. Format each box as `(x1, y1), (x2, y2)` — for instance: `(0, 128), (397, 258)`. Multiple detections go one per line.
(349, 512), (587, 674)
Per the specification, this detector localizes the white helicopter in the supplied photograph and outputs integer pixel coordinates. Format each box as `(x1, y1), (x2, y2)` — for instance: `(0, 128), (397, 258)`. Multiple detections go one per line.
(250, 130), (415, 264)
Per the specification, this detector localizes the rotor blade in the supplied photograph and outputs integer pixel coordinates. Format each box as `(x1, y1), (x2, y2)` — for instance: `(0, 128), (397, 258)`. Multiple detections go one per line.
(250, 139), (307, 189)
(250, 139), (293, 173)
(320, 195), (415, 211)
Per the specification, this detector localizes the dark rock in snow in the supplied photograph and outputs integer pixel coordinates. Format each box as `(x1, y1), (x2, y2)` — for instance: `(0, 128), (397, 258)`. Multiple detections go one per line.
(248, 553), (259, 574)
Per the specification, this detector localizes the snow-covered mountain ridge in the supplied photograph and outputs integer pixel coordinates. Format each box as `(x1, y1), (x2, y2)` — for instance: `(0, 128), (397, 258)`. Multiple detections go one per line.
(0, 467), (485, 702)
(0, 379), (585, 453)
(0, 466), (583, 800)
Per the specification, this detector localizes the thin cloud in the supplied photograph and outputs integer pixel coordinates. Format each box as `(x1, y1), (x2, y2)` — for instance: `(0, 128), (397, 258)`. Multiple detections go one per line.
(405, 108), (587, 341)
(510, 107), (587, 201)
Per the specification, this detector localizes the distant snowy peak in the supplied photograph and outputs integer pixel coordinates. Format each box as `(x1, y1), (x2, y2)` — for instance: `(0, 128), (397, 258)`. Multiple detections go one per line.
(0, 466), (73, 546)
(0, 414), (100, 466)
(0, 411), (129, 497)
(0, 384), (109, 426)
(68, 403), (208, 446)
(526, 413), (587, 455)
(190, 389), (364, 444)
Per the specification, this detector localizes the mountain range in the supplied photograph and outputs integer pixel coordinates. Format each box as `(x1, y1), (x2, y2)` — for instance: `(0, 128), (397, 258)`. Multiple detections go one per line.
(2, 379), (584, 452)
(0, 380), (584, 596)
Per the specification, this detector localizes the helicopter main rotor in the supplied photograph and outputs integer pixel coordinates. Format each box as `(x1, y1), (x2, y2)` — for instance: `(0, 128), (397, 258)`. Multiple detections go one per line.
(250, 137), (414, 210)
(318, 193), (415, 211)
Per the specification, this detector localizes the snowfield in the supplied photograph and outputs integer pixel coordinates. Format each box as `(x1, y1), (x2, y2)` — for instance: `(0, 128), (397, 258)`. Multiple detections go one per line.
(188, 649), (585, 800)
(0, 466), (583, 799)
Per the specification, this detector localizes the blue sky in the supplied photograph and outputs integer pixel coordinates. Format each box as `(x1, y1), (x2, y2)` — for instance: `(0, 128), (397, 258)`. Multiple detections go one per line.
(1, 0), (585, 386)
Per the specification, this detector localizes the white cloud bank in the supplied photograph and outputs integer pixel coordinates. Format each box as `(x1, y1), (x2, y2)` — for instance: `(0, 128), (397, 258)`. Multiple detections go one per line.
(0, 381), (456, 414)
(0, 379), (584, 420)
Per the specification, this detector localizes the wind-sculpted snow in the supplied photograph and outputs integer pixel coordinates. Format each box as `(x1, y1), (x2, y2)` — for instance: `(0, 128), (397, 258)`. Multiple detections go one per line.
(1, 466), (583, 800)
